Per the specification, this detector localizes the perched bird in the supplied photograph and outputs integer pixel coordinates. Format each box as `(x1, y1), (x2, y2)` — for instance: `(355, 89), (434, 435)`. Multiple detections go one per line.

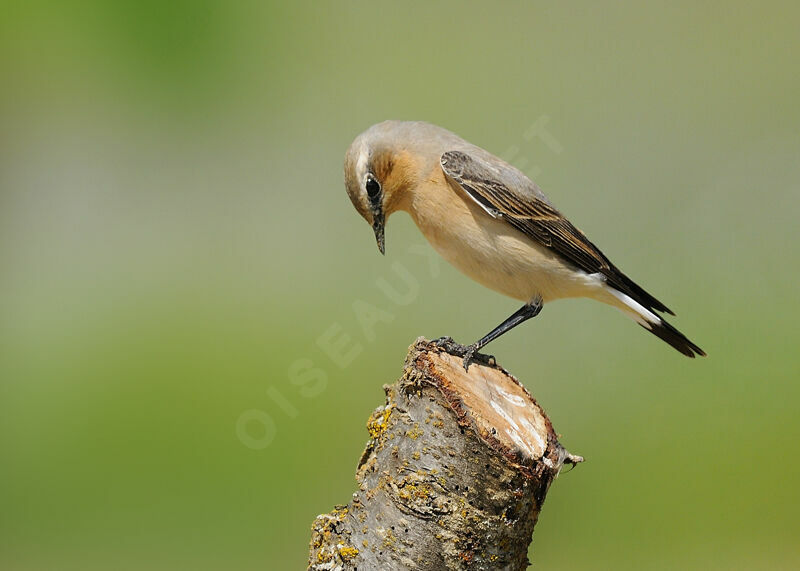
(343, 120), (705, 369)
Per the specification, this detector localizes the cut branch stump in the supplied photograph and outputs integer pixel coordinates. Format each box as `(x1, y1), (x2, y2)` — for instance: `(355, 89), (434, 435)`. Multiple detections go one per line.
(308, 337), (582, 570)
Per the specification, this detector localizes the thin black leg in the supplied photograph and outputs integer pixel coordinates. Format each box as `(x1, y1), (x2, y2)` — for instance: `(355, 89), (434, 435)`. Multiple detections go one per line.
(463, 296), (543, 371)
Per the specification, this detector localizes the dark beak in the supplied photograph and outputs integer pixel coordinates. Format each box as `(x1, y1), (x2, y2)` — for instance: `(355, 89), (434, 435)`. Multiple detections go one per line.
(372, 213), (385, 255)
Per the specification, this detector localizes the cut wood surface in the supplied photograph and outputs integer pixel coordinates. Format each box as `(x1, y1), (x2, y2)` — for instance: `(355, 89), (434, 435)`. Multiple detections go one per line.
(308, 337), (582, 570)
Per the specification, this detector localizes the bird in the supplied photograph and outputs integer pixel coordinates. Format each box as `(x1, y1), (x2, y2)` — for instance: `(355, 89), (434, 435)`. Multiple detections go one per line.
(342, 120), (705, 369)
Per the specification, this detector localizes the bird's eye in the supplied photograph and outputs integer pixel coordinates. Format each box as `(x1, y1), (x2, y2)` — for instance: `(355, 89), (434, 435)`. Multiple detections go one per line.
(365, 175), (381, 199)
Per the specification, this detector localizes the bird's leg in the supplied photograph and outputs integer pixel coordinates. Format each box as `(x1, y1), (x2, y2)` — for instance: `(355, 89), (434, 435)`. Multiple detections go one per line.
(462, 296), (543, 371)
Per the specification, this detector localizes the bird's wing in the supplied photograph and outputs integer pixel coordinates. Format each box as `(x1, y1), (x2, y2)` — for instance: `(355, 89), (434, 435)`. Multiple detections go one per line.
(440, 149), (673, 315)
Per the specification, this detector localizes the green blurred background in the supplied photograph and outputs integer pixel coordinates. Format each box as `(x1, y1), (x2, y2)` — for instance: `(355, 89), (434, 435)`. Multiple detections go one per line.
(2, 1), (799, 569)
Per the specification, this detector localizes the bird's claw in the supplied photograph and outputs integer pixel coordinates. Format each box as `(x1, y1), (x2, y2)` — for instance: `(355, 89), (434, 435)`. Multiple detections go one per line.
(462, 344), (479, 372)
(429, 337), (494, 371)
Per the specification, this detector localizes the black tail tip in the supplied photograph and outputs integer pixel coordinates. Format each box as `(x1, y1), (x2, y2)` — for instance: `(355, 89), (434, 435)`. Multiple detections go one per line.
(640, 320), (706, 358)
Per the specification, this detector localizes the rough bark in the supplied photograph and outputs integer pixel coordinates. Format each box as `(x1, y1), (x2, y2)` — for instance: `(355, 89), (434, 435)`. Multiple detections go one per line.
(308, 337), (582, 571)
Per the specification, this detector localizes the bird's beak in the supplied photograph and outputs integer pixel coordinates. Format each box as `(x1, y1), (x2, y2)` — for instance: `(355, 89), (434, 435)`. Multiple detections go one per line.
(372, 214), (385, 255)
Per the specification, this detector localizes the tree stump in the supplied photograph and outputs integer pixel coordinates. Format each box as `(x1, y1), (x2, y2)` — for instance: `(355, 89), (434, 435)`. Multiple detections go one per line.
(308, 337), (582, 570)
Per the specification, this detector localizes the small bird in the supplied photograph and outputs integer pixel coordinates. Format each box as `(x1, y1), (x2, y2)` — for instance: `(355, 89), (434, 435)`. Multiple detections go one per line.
(343, 120), (705, 369)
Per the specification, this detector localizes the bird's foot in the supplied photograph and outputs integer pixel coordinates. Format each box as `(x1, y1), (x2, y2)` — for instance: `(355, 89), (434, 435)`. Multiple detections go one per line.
(462, 345), (496, 371)
(429, 336), (468, 355)
(427, 337), (494, 371)
(462, 344), (479, 372)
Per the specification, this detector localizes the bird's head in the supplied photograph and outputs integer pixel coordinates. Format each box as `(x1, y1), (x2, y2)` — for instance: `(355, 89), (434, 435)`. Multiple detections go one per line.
(343, 121), (423, 255)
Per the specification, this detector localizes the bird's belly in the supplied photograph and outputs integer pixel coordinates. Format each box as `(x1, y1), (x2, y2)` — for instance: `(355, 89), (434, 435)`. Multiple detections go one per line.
(416, 212), (600, 303)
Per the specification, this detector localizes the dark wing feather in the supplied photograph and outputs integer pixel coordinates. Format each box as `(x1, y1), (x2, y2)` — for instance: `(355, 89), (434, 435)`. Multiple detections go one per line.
(440, 150), (674, 315)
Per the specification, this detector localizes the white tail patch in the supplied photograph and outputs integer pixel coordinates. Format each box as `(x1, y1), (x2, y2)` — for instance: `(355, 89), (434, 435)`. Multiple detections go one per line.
(607, 288), (661, 329)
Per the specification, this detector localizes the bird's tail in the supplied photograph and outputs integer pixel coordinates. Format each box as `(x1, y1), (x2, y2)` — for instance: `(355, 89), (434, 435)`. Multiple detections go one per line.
(605, 288), (706, 358)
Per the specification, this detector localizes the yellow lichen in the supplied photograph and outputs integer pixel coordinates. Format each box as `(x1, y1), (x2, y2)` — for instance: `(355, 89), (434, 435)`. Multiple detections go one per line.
(367, 407), (392, 439)
(383, 529), (397, 548)
(407, 423), (424, 440)
(397, 481), (433, 502)
(338, 545), (359, 560)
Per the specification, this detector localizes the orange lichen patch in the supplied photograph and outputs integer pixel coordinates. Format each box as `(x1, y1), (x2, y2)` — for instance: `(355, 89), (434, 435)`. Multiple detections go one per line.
(459, 550), (475, 564)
